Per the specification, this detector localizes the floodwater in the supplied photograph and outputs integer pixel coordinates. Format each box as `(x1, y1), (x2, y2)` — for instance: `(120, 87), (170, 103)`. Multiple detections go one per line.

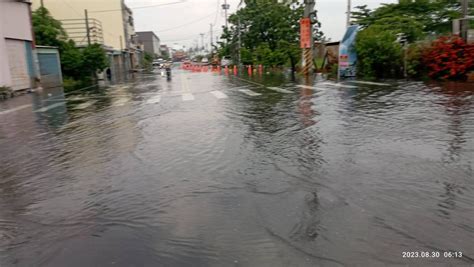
(0, 69), (473, 266)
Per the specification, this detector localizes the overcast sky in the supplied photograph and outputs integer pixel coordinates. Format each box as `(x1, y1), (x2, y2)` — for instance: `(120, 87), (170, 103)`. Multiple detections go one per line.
(126, 0), (397, 49)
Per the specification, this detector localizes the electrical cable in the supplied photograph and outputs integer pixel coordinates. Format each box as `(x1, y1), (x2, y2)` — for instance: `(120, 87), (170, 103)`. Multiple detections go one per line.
(90, 0), (187, 13)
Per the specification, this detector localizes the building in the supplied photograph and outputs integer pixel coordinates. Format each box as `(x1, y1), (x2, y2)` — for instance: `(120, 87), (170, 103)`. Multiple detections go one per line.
(31, 0), (143, 82)
(160, 45), (171, 59)
(0, 0), (39, 91)
(136, 31), (161, 58)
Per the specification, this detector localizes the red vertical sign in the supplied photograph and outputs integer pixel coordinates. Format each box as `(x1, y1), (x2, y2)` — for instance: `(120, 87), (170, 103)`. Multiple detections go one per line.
(300, 18), (311, 48)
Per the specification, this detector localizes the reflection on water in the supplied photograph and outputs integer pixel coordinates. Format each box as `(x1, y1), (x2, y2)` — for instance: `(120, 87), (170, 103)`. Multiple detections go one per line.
(0, 72), (473, 266)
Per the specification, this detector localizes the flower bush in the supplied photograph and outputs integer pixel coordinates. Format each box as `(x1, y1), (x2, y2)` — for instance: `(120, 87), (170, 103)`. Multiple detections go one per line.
(423, 36), (474, 80)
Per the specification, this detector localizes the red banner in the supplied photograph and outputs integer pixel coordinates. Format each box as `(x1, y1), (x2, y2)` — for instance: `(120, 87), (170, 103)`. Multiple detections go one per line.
(300, 18), (311, 48)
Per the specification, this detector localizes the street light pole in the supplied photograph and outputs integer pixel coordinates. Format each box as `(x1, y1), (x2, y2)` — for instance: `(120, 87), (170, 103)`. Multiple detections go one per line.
(222, 0), (229, 28)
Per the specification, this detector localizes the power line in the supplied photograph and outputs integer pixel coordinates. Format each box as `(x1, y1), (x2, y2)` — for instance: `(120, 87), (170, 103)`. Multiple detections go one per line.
(156, 12), (216, 32)
(213, 0), (220, 25)
(62, 0), (82, 17)
(89, 0), (186, 13)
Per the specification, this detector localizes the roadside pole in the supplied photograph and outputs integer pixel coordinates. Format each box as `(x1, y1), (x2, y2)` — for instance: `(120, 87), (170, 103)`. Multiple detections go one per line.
(210, 24), (213, 54)
(238, 17), (241, 67)
(346, 0), (351, 29)
(85, 9), (91, 46)
(301, 0), (315, 76)
(222, 0), (229, 28)
(461, 0), (469, 41)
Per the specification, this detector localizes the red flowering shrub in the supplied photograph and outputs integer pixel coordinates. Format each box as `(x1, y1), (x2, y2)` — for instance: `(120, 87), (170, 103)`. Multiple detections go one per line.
(423, 36), (474, 80)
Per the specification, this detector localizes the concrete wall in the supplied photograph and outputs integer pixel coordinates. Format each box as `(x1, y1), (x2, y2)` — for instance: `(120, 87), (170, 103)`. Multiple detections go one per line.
(32, 0), (125, 50)
(137, 32), (161, 57)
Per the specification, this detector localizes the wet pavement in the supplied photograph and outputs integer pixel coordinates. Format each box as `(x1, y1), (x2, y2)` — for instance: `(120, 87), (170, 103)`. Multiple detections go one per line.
(0, 68), (473, 266)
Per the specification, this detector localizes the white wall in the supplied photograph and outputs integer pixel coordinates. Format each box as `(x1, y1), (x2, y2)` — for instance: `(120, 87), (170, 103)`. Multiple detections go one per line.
(0, 0), (33, 88)
(32, 0), (126, 50)
(1, 1), (33, 41)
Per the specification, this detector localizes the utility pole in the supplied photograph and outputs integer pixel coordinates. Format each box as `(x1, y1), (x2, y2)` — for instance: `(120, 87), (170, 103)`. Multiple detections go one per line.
(237, 1), (243, 67)
(301, 0), (315, 76)
(200, 33), (205, 51)
(222, 0), (230, 28)
(346, 0), (351, 28)
(40, 0), (44, 8)
(238, 18), (242, 66)
(85, 9), (91, 46)
(461, 0), (469, 41)
(210, 24), (213, 53)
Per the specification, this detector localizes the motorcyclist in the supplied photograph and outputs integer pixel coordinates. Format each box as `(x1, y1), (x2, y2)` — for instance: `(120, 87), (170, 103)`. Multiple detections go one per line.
(165, 61), (172, 80)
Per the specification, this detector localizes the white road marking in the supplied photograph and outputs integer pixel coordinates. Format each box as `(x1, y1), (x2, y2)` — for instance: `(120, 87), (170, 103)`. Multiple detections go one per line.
(210, 91), (228, 99)
(238, 89), (261, 96)
(297, 85), (316, 90)
(335, 84), (358, 89)
(319, 82), (357, 89)
(146, 95), (162, 104)
(73, 100), (97, 110)
(68, 96), (88, 101)
(34, 102), (65, 112)
(0, 104), (32, 116)
(112, 98), (129, 107)
(267, 87), (293, 93)
(182, 93), (195, 101)
(346, 81), (390, 86)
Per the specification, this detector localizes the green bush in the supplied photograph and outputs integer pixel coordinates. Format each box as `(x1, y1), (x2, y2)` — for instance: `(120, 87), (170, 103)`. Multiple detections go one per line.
(405, 42), (430, 78)
(142, 52), (154, 71)
(355, 26), (403, 79)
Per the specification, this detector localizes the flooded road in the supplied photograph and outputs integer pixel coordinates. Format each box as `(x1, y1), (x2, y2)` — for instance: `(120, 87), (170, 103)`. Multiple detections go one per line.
(0, 69), (473, 266)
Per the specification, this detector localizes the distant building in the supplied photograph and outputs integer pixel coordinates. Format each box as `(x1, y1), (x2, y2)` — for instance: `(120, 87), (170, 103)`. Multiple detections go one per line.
(0, 0), (39, 91)
(137, 31), (161, 57)
(160, 45), (171, 59)
(31, 0), (143, 82)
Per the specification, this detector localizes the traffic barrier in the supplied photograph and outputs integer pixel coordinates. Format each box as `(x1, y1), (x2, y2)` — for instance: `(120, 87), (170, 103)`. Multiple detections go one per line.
(233, 65), (238, 75)
(247, 65), (252, 76)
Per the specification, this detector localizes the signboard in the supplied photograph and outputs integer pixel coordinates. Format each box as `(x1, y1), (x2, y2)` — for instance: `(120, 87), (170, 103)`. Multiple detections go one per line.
(300, 18), (311, 48)
(338, 25), (359, 78)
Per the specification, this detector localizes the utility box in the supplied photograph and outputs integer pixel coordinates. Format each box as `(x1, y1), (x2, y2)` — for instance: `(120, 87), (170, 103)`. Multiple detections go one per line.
(36, 46), (63, 88)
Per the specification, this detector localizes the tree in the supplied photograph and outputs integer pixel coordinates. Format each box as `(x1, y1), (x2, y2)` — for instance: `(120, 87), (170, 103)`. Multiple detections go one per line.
(32, 7), (109, 81)
(32, 7), (67, 47)
(82, 44), (109, 77)
(219, 0), (307, 74)
(351, 0), (462, 40)
(355, 26), (403, 79)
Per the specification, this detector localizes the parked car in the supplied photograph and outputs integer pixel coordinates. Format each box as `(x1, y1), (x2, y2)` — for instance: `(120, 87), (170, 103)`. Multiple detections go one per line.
(202, 58), (209, 64)
(221, 56), (232, 67)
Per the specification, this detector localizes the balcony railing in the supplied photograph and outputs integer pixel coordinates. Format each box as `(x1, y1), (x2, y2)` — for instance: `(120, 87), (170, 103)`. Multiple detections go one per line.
(60, 18), (104, 47)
